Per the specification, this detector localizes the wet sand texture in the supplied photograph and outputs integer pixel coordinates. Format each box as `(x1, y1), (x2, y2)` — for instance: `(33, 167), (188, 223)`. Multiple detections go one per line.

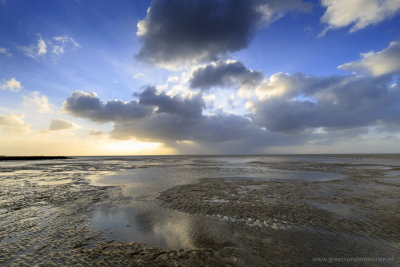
(0, 159), (229, 266)
(158, 160), (400, 265)
(1, 156), (400, 266)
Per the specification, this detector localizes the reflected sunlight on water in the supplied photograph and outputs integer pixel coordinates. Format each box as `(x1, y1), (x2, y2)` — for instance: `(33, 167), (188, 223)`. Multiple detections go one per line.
(86, 155), (347, 248)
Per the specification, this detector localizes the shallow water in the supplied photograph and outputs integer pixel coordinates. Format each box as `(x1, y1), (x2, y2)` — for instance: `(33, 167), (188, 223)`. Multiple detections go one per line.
(86, 156), (346, 248)
(90, 202), (198, 249)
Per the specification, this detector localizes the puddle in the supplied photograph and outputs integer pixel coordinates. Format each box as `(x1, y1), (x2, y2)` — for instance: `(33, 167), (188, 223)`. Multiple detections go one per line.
(88, 168), (240, 249)
(88, 168), (199, 201)
(90, 202), (199, 249)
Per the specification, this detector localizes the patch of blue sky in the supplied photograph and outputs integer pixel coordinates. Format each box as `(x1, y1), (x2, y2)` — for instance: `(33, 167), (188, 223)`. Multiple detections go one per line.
(233, 3), (400, 77)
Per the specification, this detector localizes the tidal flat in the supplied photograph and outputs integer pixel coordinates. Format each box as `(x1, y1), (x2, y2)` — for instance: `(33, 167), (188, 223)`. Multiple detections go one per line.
(0, 155), (399, 266)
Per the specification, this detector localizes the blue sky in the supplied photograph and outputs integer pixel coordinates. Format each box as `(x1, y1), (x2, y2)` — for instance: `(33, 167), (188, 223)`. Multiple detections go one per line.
(1, 0), (400, 155)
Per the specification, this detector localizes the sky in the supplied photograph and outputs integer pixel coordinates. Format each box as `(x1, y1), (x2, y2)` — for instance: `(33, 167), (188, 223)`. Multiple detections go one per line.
(1, 0), (400, 156)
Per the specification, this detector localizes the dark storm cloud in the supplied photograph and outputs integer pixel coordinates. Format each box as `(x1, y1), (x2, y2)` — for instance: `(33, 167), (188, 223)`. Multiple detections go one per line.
(252, 74), (400, 133)
(138, 86), (204, 118)
(62, 91), (152, 122)
(110, 113), (255, 142)
(109, 112), (307, 152)
(136, 0), (312, 67)
(62, 72), (400, 153)
(189, 60), (264, 90)
(62, 87), (309, 152)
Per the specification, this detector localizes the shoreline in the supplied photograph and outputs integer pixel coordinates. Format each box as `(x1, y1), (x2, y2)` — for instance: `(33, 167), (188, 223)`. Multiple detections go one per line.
(0, 156), (71, 161)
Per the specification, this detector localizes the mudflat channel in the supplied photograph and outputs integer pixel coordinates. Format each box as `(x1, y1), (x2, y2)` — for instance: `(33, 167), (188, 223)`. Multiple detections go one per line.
(0, 155), (399, 266)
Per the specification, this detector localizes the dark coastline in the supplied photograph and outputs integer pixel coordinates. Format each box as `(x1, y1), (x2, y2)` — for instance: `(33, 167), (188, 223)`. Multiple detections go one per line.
(0, 156), (71, 161)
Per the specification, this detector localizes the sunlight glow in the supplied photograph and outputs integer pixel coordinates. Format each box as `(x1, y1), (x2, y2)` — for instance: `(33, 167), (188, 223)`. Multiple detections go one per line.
(98, 139), (172, 155)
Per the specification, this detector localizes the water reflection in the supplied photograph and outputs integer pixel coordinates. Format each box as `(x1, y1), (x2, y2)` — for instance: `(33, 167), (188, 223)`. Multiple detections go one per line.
(87, 156), (346, 249)
(89, 167), (211, 249)
(91, 202), (198, 249)
(89, 168), (200, 200)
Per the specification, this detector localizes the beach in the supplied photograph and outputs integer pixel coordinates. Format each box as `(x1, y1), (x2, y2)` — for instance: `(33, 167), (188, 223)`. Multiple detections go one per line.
(0, 155), (399, 266)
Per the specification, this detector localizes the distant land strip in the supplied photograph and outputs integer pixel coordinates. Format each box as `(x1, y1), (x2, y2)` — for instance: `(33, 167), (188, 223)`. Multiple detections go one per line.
(0, 156), (71, 161)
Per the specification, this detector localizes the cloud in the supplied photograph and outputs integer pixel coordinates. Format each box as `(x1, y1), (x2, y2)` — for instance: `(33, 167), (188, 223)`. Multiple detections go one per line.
(0, 78), (22, 92)
(0, 114), (31, 133)
(88, 129), (105, 136)
(23, 91), (52, 113)
(19, 37), (47, 58)
(62, 39), (400, 153)
(52, 35), (80, 55)
(109, 112), (303, 152)
(19, 35), (79, 58)
(38, 38), (47, 55)
(47, 119), (76, 131)
(189, 60), (263, 90)
(320, 0), (400, 35)
(254, 72), (339, 100)
(138, 86), (204, 118)
(252, 73), (400, 133)
(61, 72), (400, 153)
(136, 0), (311, 68)
(62, 91), (152, 122)
(62, 87), (306, 152)
(133, 73), (145, 79)
(0, 47), (12, 57)
(339, 41), (400, 76)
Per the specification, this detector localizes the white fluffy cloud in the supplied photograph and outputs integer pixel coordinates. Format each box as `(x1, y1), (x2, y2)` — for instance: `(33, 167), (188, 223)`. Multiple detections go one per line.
(0, 78), (22, 92)
(23, 91), (52, 113)
(339, 41), (400, 76)
(320, 0), (400, 34)
(19, 37), (47, 58)
(0, 114), (31, 133)
(38, 38), (47, 55)
(255, 72), (299, 100)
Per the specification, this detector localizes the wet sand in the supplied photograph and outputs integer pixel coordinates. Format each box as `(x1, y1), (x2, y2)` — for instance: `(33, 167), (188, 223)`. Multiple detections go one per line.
(1, 156), (399, 266)
(158, 160), (400, 266)
(0, 158), (228, 266)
